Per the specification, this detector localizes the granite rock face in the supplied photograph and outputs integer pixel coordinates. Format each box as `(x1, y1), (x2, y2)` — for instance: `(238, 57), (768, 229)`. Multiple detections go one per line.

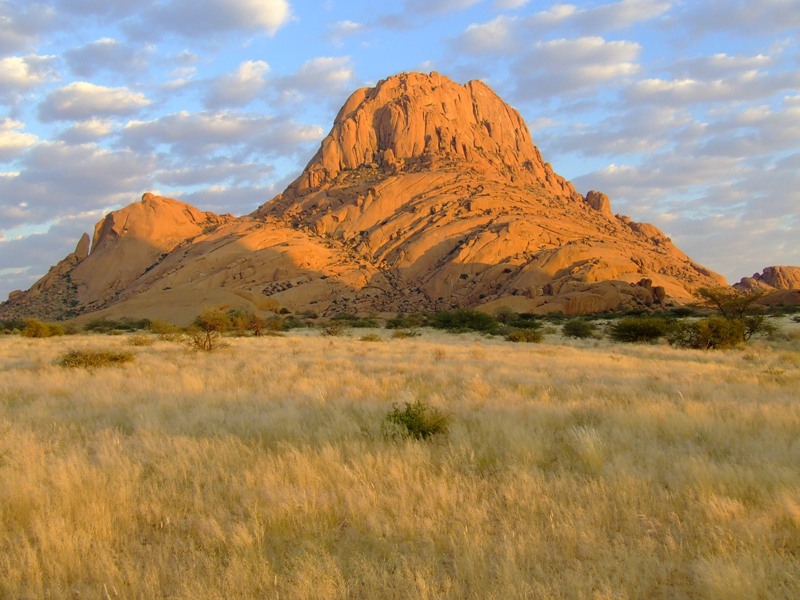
(1, 72), (730, 323)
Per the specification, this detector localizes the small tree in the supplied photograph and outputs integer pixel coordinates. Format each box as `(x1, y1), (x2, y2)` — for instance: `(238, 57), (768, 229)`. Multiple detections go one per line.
(696, 287), (767, 320)
(695, 287), (774, 341)
(668, 317), (747, 350)
(192, 308), (231, 350)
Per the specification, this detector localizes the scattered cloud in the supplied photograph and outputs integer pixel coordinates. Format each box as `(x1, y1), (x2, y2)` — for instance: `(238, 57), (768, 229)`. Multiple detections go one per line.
(0, 2), (58, 54)
(328, 20), (364, 45)
(512, 37), (641, 99)
(0, 119), (39, 162)
(275, 56), (355, 103)
(455, 16), (519, 55)
(493, 0), (529, 9)
(0, 55), (58, 95)
(63, 38), (150, 77)
(204, 60), (270, 108)
(58, 119), (115, 144)
(121, 110), (323, 159)
(0, 141), (155, 229)
(149, 0), (292, 38)
(38, 82), (151, 122)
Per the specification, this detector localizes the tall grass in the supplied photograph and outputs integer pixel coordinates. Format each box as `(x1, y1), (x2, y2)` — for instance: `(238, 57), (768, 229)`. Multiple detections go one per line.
(1, 328), (799, 598)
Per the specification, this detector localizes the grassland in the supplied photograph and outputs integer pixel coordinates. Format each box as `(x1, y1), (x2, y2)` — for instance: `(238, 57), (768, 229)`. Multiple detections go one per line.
(1, 325), (799, 599)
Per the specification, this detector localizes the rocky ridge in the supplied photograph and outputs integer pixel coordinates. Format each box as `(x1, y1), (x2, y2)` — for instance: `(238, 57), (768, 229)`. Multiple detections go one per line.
(2, 72), (733, 324)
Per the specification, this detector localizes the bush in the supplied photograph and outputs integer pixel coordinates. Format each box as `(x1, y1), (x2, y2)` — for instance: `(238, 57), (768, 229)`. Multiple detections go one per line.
(391, 329), (421, 339)
(386, 313), (426, 329)
(668, 317), (747, 350)
(504, 328), (543, 343)
(148, 319), (182, 341)
(84, 318), (150, 333)
(562, 318), (596, 339)
(320, 320), (347, 336)
(126, 335), (155, 347)
(360, 333), (383, 342)
(609, 317), (668, 343)
(59, 349), (134, 368)
(22, 318), (64, 338)
(382, 400), (450, 440)
(332, 314), (379, 328)
(429, 309), (499, 333)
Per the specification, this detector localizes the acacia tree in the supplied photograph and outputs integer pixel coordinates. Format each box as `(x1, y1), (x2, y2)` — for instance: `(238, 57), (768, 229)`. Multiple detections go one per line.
(696, 287), (767, 320)
(694, 287), (773, 341)
(192, 308), (231, 350)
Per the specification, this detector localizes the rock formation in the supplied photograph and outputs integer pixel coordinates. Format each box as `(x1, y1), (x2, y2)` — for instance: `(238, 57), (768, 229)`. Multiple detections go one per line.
(1, 72), (731, 324)
(735, 266), (800, 291)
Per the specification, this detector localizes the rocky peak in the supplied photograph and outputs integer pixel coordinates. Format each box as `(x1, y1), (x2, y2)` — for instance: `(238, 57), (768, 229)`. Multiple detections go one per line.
(736, 266), (800, 291)
(282, 72), (576, 198)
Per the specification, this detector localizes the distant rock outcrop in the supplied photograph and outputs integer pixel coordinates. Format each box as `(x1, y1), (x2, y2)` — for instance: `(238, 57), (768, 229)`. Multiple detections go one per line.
(1, 72), (730, 323)
(736, 266), (800, 291)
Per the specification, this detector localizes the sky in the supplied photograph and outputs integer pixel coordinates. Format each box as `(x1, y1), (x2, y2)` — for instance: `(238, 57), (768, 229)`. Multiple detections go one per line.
(1, 0), (799, 301)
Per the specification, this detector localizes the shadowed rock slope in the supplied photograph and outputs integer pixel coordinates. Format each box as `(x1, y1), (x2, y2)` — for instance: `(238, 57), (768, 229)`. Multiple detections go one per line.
(2, 72), (728, 324)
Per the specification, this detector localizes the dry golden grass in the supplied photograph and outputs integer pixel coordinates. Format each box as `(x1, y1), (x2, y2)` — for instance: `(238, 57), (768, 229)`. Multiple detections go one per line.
(1, 327), (799, 599)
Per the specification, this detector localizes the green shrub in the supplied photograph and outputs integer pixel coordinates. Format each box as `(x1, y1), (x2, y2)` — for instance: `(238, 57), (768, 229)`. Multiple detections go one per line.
(1, 319), (26, 333)
(504, 328), (543, 343)
(84, 318), (150, 333)
(609, 317), (669, 343)
(429, 309), (499, 333)
(668, 317), (747, 350)
(126, 334), (155, 347)
(282, 315), (307, 330)
(359, 333), (383, 342)
(382, 400), (450, 440)
(391, 329), (421, 339)
(148, 319), (182, 341)
(22, 318), (64, 338)
(320, 320), (347, 336)
(562, 318), (596, 339)
(386, 313), (426, 329)
(59, 349), (134, 368)
(332, 314), (379, 328)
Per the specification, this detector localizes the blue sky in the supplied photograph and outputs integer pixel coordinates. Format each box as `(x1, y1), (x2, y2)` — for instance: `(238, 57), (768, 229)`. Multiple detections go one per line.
(1, 0), (799, 300)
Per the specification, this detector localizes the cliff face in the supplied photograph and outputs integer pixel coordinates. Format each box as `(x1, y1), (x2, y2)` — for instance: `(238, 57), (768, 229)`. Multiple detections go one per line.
(1, 72), (730, 323)
(276, 71), (575, 199)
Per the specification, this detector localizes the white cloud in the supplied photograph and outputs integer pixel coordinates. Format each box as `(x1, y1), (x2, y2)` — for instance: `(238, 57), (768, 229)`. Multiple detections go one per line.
(328, 20), (364, 45)
(493, 0), (528, 9)
(122, 110), (323, 158)
(63, 37), (150, 77)
(152, 0), (291, 37)
(38, 82), (151, 122)
(404, 0), (481, 14)
(681, 0), (800, 35)
(0, 2), (57, 54)
(276, 56), (355, 102)
(629, 68), (800, 105)
(58, 119), (115, 144)
(512, 37), (641, 99)
(456, 16), (519, 55)
(0, 55), (58, 92)
(0, 119), (39, 162)
(205, 60), (270, 108)
(0, 141), (155, 229)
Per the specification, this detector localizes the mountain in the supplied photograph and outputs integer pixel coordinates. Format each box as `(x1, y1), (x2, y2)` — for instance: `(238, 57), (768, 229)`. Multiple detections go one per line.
(1, 72), (728, 325)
